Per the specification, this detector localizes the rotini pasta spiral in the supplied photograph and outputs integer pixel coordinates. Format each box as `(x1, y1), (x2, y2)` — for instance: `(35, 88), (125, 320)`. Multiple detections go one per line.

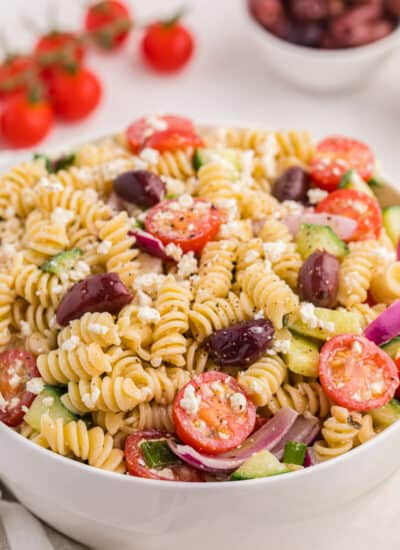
(0, 273), (14, 349)
(370, 261), (400, 304)
(237, 355), (287, 407)
(267, 381), (331, 418)
(117, 305), (153, 361)
(57, 312), (120, 349)
(337, 248), (376, 306)
(13, 261), (66, 308)
(195, 240), (237, 302)
(121, 403), (174, 433)
(197, 162), (234, 203)
(151, 149), (195, 180)
(185, 339), (210, 374)
(274, 130), (315, 164)
(258, 217), (293, 244)
(313, 406), (362, 461)
(356, 414), (377, 445)
(22, 210), (69, 264)
(145, 366), (191, 405)
(0, 160), (47, 218)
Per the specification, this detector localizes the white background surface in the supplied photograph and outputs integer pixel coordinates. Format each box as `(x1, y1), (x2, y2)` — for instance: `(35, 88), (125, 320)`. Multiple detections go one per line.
(0, 0), (400, 180)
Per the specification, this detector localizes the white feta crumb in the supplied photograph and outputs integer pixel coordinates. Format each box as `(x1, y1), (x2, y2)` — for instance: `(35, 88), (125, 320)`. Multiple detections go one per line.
(137, 306), (161, 324)
(2, 243), (16, 257)
(214, 198), (239, 222)
(97, 240), (112, 255)
(61, 335), (80, 351)
(299, 302), (334, 333)
(19, 321), (32, 337)
(0, 392), (7, 411)
(352, 340), (363, 355)
(178, 193), (194, 209)
(211, 380), (225, 395)
(307, 188), (328, 205)
(134, 273), (166, 297)
(9, 397), (20, 408)
(82, 384), (100, 409)
(146, 114), (168, 132)
(151, 357), (162, 367)
(9, 373), (21, 389)
(177, 252), (198, 280)
(244, 249), (261, 264)
(219, 221), (242, 239)
(4, 206), (15, 218)
(139, 147), (160, 165)
(51, 207), (74, 226)
(263, 241), (288, 263)
(69, 261), (90, 282)
(88, 323), (109, 335)
(26, 377), (44, 395)
(218, 432), (229, 440)
(135, 290), (153, 307)
(156, 468), (175, 480)
(52, 284), (65, 295)
(101, 159), (129, 181)
(352, 391), (362, 402)
(229, 392), (247, 413)
(273, 339), (291, 354)
(42, 396), (54, 408)
(37, 177), (63, 191)
(254, 310), (264, 320)
(370, 380), (384, 394)
(165, 243), (183, 262)
(21, 405), (29, 413)
(180, 385), (201, 415)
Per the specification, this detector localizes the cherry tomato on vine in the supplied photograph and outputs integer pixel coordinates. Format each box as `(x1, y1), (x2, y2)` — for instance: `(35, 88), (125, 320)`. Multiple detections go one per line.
(1, 90), (54, 147)
(319, 335), (398, 412)
(85, 0), (133, 50)
(142, 13), (195, 73)
(316, 188), (382, 241)
(0, 350), (40, 427)
(310, 136), (375, 192)
(34, 31), (85, 82)
(0, 55), (35, 99)
(48, 66), (102, 122)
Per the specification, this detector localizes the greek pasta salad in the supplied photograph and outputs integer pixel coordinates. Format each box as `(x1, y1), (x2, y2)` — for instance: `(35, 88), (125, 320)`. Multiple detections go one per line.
(1, 115), (400, 482)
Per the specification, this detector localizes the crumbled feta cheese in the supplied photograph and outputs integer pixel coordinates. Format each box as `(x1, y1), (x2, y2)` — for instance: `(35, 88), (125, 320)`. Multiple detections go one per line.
(37, 177), (63, 191)
(101, 159), (129, 181)
(177, 252), (198, 280)
(82, 384), (100, 409)
(178, 193), (194, 209)
(352, 340), (363, 355)
(165, 243), (183, 262)
(245, 249), (261, 264)
(51, 208), (74, 226)
(0, 392), (7, 411)
(69, 261), (90, 282)
(249, 379), (263, 393)
(299, 302), (334, 333)
(371, 246), (396, 264)
(137, 306), (160, 324)
(146, 115), (168, 132)
(2, 243), (16, 257)
(26, 377), (44, 395)
(21, 405), (29, 413)
(156, 468), (175, 480)
(263, 241), (288, 263)
(19, 321), (32, 337)
(218, 432), (229, 440)
(61, 336), (80, 351)
(134, 273), (166, 297)
(241, 150), (254, 178)
(280, 200), (304, 217)
(307, 188), (328, 205)
(135, 290), (152, 307)
(180, 385), (201, 415)
(9, 397), (20, 408)
(132, 157), (148, 171)
(139, 148), (160, 165)
(273, 339), (291, 354)
(229, 392), (247, 413)
(254, 310), (264, 320)
(88, 323), (109, 335)
(214, 198), (239, 222)
(42, 397), (54, 408)
(219, 221), (242, 239)
(9, 373), (21, 389)
(211, 380), (225, 395)
(97, 240), (112, 255)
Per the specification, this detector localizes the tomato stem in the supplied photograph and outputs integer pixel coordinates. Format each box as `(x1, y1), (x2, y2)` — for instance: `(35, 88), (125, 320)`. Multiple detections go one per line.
(162, 6), (188, 28)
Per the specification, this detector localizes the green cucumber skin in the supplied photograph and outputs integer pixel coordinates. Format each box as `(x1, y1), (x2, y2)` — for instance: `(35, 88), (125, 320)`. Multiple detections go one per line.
(287, 308), (361, 341)
(24, 386), (76, 432)
(283, 333), (320, 377)
(381, 337), (400, 359)
(382, 206), (400, 247)
(40, 249), (83, 276)
(370, 399), (400, 428)
(296, 224), (348, 260)
(231, 450), (289, 480)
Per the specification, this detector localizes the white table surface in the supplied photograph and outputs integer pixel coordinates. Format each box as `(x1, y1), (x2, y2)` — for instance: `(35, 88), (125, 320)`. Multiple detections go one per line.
(1, 1), (400, 549)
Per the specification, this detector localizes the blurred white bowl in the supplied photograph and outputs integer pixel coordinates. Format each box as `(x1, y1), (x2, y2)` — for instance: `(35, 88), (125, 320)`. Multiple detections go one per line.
(245, 8), (400, 92)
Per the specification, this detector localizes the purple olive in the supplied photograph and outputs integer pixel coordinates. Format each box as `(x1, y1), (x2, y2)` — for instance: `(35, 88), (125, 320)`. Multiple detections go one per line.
(113, 170), (165, 208)
(298, 250), (340, 308)
(272, 166), (310, 204)
(203, 319), (274, 367)
(291, 22), (325, 47)
(290, 0), (329, 21)
(386, 0), (400, 17)
(56, 273), (133, 326)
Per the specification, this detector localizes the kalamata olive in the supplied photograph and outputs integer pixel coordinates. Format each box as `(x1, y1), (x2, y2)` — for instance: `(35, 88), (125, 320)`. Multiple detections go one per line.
(298, 250), (340, 308)
(386, 0), (400, 17)
(272, 166), (310, 204)
(113, 170), (165, 208)
(248, 0), (284, 28)
(56, 273), (133, 326)
(203, 319), (274, 367)
(292, 22), (325, 47)
(290, 0), (329, 21)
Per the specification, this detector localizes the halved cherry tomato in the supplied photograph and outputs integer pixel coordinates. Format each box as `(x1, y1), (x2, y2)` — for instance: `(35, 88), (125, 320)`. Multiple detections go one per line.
(145, 129), (204, 153)
(316, 188), (382, 241)
(0, 350), (40, 427)
(173, 372), (256, 455)
(0, 56), (35, 99)
(319, 335), (398, 412)
(310, 136), (375, 192)
(85, 0), (133, 50)
(125, 430), (203, 481)
(126, 114), (196, 153)
(145, 198), (220, 254)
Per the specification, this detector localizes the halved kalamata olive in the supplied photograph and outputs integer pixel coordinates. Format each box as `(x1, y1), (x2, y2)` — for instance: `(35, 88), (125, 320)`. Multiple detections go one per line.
(298, 250), (340, 308)
(203, 319), (274, 367)
(113, 170), (165, 208)
(129, 228), (174, 261)
(272, 167), (310, 204)
(56, 273), (133, 326)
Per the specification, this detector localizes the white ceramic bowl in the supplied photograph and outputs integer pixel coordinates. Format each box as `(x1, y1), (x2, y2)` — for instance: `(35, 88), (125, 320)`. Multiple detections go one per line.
(245, 5), (400, 92)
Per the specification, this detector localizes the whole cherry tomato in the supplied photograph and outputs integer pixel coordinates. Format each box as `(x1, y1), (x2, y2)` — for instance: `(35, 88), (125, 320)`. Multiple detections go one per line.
(48, 66), (102, 122)
(0, 55), (36, 100)
(34, 31), (85, 83)
(1, 89), (54, 147)
(85, 0), (133, 50)
(142, 13), (195, 73)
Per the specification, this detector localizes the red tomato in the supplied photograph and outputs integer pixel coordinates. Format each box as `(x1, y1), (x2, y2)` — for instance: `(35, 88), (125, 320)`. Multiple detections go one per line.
(145, 198), (221, 254)
(125, 430), (203, 481)
(316, 188), (382, 241)
(1, 92), (54, 148)
(126, 114), (195, 153)
(142, 20), (194, 73)
(310, 136), (375, 192)
(173, 372), (256, 455)
(0, 56), (35, 99)
(48, 67), (102, 122)
(319, 335), (399, 412)
(85, 0), (132, 50)
(0, 350), (40, 427)
(145, 129), (204, 153)
(35, 32), (85, 63)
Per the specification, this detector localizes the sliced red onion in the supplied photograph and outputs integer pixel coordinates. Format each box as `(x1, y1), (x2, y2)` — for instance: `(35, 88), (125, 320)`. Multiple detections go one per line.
(364, 300), (400, 345)
(168, 408), (298, 474)
(397, 241), (400, 261)
(304, 448), (319, 468)
(284, 213), (357, 240)
(129, 229), (174, 261)
(270, 415), (320, 461)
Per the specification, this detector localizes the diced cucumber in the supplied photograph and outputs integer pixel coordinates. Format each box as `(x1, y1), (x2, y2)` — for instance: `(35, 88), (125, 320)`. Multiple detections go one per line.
(34, 152), (75, 173)
(140, 440), (180, 469)
(287, 307), (362, 341)
(24, 386), (77, 432)
(283, 333), (320, 377)
(231, 450), (289, 481)
(339, 169), (375, 197)
(40, 249), (83, 277)
(369, 399), (400, 428)
(296, 224), (349, 260)
(381, 337), (400, 360)
(283, 441), (307, 466)
(382, 206), (400, 247)
(192, 148), (239, 173)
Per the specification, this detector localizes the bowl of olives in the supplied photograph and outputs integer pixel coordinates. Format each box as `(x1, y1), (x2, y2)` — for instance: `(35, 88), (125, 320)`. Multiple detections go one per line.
(246, 0), (400, 91)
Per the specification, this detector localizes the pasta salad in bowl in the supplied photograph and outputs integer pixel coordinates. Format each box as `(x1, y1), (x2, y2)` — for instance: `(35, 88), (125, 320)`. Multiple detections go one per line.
(1, 116), (400, 482)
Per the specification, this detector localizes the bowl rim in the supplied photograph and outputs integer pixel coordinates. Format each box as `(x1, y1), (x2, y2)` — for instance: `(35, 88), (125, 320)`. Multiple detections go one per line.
(1, 123), (400, 491)
(246, 7), (400, 61)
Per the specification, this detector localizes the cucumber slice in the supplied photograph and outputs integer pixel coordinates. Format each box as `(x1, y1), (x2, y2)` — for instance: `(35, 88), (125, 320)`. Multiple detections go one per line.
(381, 337), (400, 360)
(287, 307), (362, 341)
(339, 169), (375, 197)
(296, 224), (349, 260)
(40, 249), (83, 277)
(283, 441), (307, 466)
(382, 206), (400, 247)
(231, 450), (289, 480)
(283, 333), (320, 377)
(369, 399), (400, 428)
(24, 386), (77, 432)
(140, 440), (180, 469)
(192, 148), (240, 173)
